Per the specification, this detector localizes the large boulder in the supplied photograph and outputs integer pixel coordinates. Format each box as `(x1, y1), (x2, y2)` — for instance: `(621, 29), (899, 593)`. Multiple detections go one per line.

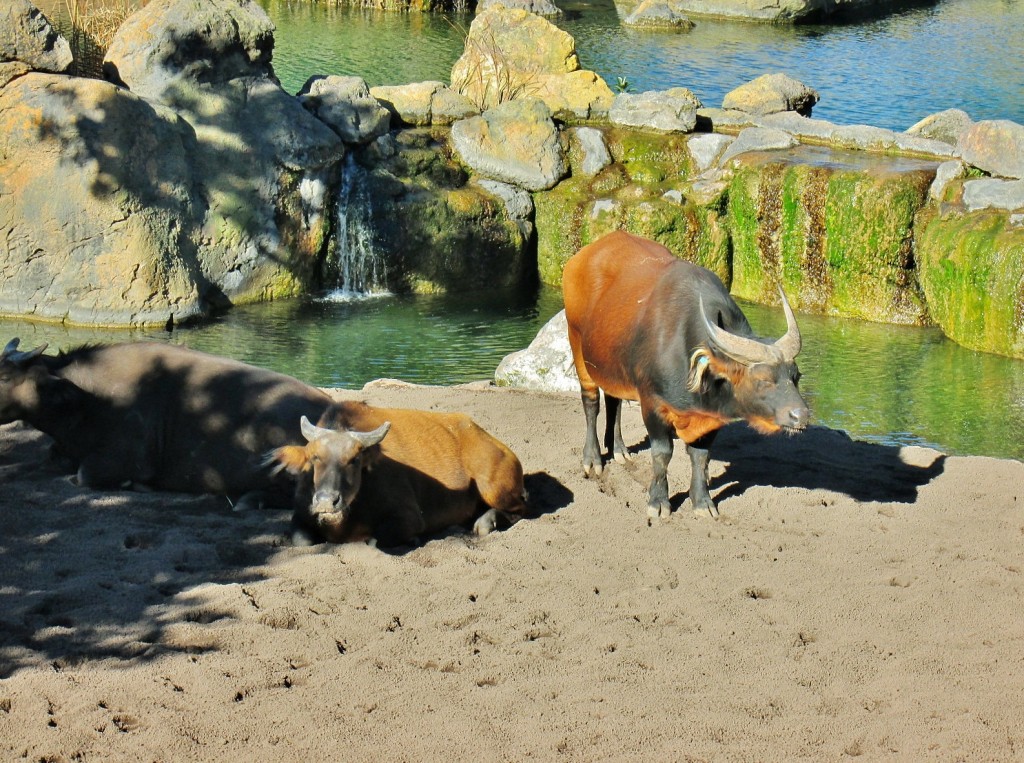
(450, 7), (612, 119)
(370, 81), (478, 127)
(609, 88), (701, 133)
(0, 74), (207, 326)
(0, 0), (72, 74)
(622, 0), (695, 29)
(615, 0), (887, 22)
(906, 108), (973, 147)
(450, 98), (568, 192)
(104, 0), (344, 306)
(477, 0), (563, 15)
(495, 310), (578, 392)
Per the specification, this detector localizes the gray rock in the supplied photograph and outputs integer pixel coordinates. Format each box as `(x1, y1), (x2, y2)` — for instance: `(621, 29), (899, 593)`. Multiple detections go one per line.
(450, 98), (567, 192)
(477, 0), (563, 15)
(687, 133), (733, 172)
(757, 111), (956, 159)
(609, 88), (701, 133)
(476, 179), (534, 221)
(298, 75), (391, 145)
(723, 73), (819, 116)
(958, 120), (1024, 179)
(0, 0), (72, 73)
(719, 126), (798, 166)
(962, 178), (1024, 212)
(370, 81), (477, 127)
(929, 160), (966, 202)
(495, 310), (578, 393)
(906, 108), (973, 147)
(573, 127), (612, 176)
(623, 0), (695, 28)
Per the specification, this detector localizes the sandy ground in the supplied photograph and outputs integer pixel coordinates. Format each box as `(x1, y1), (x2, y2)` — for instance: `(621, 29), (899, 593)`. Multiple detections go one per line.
(1, 380), (1023, 762)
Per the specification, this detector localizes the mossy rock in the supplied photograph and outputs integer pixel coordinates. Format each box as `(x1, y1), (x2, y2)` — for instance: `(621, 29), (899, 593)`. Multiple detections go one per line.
(604, 128), (694, 185)
(727, 148), (935, 324)
(916, 204), (1024, 359)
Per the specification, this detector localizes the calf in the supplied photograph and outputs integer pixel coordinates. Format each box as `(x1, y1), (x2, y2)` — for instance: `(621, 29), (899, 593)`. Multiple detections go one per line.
(271, 401), (528, 546)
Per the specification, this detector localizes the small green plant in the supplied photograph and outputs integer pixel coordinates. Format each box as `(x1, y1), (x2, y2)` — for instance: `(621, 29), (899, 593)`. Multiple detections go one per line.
(615, 76), (632, 93)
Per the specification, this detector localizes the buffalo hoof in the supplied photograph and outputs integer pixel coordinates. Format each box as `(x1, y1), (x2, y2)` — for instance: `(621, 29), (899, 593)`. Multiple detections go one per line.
(646, 500), (671, 521)
(613, 450), (631, 465)
(691, 503), (720, 519)
(582, 460), (603, 478)
(473, 509), (499, 536)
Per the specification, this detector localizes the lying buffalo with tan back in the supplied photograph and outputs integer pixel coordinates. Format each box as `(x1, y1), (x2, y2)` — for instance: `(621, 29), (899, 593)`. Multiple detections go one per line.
(0, 338), (332, 508)
(271, 400), (528, 546)
(563, 231), (809, 519)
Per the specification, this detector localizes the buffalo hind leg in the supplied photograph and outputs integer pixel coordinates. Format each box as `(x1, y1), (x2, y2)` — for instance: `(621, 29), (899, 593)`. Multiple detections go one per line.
(604, 394), (630, 465)
(685, 431), (719, 518)
(580, 388), (603, 477)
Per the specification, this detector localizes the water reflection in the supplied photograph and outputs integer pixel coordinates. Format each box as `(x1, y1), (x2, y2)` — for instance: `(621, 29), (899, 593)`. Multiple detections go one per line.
(262, 0), (1024, 130)
(2, 291), (1022, 461)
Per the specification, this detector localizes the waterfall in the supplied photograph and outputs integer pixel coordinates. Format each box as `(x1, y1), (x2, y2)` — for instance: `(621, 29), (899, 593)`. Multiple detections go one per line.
(326, 153), (388, 301)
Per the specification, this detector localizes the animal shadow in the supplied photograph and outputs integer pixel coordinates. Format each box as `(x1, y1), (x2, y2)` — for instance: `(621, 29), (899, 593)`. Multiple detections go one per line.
(708, 422), (946, 505)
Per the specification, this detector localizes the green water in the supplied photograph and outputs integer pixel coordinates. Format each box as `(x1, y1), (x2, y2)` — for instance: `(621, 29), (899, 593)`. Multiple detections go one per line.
(2, 289), (1022, 461)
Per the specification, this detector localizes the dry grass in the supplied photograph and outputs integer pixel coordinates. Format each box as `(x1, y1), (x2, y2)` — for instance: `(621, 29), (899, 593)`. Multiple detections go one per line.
(450, 22), (539, 110)
(53, 0), (144, 79)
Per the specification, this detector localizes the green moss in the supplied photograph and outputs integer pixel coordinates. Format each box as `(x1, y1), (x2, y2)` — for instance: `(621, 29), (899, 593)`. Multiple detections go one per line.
(916, 205), (1024, 359)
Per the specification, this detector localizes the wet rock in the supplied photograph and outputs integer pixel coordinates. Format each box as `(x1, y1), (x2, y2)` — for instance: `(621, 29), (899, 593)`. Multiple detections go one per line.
(906, 108), (973, 147)
(687, 133), (733, 172)
(623, 0), (695, 29)
(570, 127), (613, 177)
(962, 178), (1024, 213)
(722, 73), (819, 117)
(477, 0), (562, 15)
(928, 160), (966, 202)
(719, 127), (798, 166)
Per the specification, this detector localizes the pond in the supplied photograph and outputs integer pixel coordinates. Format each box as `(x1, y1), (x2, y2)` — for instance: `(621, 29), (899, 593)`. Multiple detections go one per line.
(262, 0), (1024, 130)
(3, 287), (1023, 462)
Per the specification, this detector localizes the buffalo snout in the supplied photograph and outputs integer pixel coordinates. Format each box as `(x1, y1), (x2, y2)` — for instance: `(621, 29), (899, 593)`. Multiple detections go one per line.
(780, 404), (810, 432)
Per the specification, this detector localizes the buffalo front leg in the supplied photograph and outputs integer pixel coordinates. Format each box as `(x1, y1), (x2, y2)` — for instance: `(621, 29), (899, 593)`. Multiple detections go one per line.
(642, 409), (674, 520)
(686, 431), (719, 517)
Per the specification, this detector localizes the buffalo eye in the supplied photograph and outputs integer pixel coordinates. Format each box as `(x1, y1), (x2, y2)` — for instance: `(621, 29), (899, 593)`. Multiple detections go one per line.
(756, 378), (774, 393)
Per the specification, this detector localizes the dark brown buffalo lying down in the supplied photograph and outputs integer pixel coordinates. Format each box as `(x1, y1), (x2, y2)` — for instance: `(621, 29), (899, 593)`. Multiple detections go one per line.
(0, 338), (332, 508)
(563, 230), (809, 519)
(271, 400), (528, 546)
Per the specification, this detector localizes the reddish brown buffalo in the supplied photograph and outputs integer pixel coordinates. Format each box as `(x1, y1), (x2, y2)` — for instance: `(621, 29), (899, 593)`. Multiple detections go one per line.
(272, 401), (528, 546)
(562, 230), (809, 518)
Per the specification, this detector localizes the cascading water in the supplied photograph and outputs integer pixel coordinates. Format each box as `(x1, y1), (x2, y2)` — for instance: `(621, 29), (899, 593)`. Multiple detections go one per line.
(326, 153), (389, 301)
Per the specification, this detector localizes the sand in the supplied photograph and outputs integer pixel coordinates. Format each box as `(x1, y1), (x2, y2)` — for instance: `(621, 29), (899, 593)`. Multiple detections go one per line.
(1, 380), (1022, 761)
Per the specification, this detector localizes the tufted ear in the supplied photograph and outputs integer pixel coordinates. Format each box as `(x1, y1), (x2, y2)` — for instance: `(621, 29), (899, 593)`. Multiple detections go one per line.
(269, 445), (312, 476)
(686, 346), (744, 394)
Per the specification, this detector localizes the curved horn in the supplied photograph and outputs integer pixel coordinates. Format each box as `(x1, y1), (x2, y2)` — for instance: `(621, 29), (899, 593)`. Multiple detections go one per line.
(351, 421), (390, 448)
(300, 415), (332, 442)
(1, 338), (48, 365)
(773, 287), (802, 362)
(699, 296), (778, 365)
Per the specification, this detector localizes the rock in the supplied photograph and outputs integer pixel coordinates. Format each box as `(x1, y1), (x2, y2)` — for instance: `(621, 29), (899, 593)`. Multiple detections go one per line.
(958, 120), (1024, 179)
(477, 0), (562, 15)
(104, 0), (274, 101)
(615, 0), (871, 23)
(687, 133), (733, 172)
(723, 73), (819, 117)
(719, 126), (798, 166)
(0, 0), (72, 74)
(906, 108), (973, 147)
(609, 88), (701, 133)
(0, 60), (31, 86)
(623, 0), (695, 28)
(476, 178), (534, 221)
(370, 81), (478, 126)
(961, 179), (1024, 213)
(103, 0), (344, 307)
(298, 75), (391, 145)
(450, 7), (612, 119)
(0, 73), (206, 326)
(450, 98), (568, 192)
(571, 126), (613, 176)
(756, 111), (957, 159)
(928, 160), (966, 202)
(495, 310), (578, 392)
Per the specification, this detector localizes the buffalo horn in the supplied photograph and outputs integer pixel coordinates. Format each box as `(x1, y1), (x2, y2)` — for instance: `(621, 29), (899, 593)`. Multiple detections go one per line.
(1, 337), (48, 365)
(300, 415), (330, 442)
(299, 415), (391, 448)
(699, 291), (802, 365)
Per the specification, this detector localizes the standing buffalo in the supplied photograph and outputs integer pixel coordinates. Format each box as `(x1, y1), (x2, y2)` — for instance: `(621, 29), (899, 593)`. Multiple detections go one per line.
(562, 231), (809, 518)
(271, 400), (528, 546)
(0, 338), (332, 508)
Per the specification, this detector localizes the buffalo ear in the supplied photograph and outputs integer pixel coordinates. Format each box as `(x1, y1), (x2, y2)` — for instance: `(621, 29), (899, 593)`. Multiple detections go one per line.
(270, 445), (311, 476)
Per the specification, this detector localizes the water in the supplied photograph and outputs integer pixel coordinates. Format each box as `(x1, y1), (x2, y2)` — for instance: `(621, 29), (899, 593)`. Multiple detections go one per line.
(263, 0), (1024, 130)
(329, 154), (389, 299)
(3, 290), (1023, 461)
